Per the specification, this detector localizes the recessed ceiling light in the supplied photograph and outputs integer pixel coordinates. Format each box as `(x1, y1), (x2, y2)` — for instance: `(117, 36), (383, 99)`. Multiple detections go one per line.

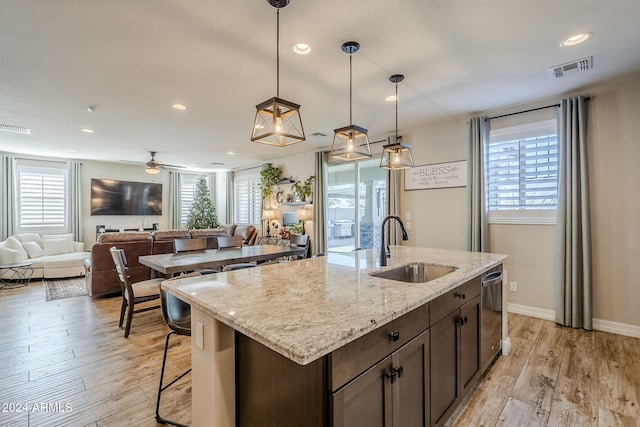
(560, 32), (592, 47)
(81, 128), (94, 133)
(172, 103), (187, 110)
(227, 151), (235, 155)
(385, 95), (398, 102)
(69, 149), (78, 153)
(293, 43), (311, 55)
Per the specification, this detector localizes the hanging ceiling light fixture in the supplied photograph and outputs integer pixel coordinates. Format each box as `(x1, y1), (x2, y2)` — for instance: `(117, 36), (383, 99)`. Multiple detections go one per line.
(330, 41), (371, 161)
(380, 74), (414, 170)
(251, 0), (305, 147)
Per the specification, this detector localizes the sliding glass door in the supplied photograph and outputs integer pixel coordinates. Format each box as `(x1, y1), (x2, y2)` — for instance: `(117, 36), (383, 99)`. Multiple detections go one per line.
(326, 158), (387, 253)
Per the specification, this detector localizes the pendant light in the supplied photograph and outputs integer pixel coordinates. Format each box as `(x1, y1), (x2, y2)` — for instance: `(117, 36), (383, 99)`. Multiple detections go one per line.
(330, 41), (371, 161)
(251, 0), (305, 146)
(380, 74), (414, 170)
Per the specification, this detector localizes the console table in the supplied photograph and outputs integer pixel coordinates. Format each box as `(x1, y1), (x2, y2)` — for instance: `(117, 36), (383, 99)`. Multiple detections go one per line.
(0, 261), (34, 289)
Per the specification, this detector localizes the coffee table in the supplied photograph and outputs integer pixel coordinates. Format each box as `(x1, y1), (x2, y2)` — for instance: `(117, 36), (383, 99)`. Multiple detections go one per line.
(0, 261), (34, 289)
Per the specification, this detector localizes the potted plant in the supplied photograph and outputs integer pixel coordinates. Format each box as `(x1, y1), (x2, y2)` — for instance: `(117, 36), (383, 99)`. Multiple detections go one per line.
(292, 175), (315, 202)
(259, 164), (282, 199)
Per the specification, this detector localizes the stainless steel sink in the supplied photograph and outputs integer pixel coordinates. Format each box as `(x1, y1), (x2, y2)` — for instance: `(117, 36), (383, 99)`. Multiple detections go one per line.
(370, 262), (456, 283)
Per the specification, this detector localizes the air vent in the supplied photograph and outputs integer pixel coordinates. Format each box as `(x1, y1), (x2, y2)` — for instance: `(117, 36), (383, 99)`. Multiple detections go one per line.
(0, 123), (31, 135)
(210, 162), (224, 165)
(549, 56), (593, 79)
(311, 132), (327, 137)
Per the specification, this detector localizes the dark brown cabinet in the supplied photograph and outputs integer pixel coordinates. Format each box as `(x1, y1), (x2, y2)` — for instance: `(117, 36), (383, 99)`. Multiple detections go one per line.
(332, 330), (430, 427)
(235, 273), (493, 427)
(429, 277), (481, 427)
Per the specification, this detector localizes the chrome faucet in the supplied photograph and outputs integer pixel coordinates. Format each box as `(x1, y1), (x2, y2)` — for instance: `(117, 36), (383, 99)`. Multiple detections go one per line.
(380, 215), (409, 267)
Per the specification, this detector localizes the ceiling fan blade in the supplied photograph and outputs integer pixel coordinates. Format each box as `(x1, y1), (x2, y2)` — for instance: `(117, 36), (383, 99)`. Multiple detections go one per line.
(158, 163), (186, 169)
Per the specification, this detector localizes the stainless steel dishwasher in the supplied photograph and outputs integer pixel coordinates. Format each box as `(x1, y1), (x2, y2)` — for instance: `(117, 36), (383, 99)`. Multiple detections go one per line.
(480, 265), (503, 372)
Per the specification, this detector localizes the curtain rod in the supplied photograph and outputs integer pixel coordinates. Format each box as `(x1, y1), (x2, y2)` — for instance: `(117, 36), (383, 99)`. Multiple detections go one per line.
(14, 157), (73, 165)
(487, 96), (591, 121)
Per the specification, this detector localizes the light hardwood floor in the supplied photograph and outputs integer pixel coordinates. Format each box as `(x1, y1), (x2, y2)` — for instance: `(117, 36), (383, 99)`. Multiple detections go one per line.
(1, 280), (639, 426)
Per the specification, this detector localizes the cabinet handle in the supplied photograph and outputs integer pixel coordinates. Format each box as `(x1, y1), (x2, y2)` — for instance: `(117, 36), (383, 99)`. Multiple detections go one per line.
(464, 316), (468, 324)
(386, 370), (397, 384)
(456, 316), (464, 326)
(455, 292), (466, 300)
(394, 366), (404, 378)
(389, 331), (400, 342)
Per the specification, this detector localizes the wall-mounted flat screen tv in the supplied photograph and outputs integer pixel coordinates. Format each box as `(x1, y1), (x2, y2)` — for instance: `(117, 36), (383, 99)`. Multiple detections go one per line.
(91, 179), (162, 216)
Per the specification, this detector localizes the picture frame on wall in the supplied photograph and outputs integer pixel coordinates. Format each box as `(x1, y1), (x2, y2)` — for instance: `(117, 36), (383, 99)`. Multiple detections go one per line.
(404, 160), (468, 190)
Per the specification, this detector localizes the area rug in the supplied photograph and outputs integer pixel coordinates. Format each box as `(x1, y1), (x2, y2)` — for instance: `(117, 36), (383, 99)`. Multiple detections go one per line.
(43, 277), (88, 301)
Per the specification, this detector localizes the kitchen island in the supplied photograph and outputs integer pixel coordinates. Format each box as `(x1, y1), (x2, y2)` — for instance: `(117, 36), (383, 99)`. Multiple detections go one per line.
(162, 246), (508, 427)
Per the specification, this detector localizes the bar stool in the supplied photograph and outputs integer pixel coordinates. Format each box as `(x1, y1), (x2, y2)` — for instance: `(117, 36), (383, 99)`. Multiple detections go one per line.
(155, 274), (199, 427)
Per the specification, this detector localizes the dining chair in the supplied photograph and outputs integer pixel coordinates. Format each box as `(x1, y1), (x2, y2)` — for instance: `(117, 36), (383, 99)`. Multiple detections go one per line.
(216, 235), (243, 249)
(173, 238), (218, 275)
(109, 247), (162, 338)
(174, 237), (206, 253)
(289, 234), (310, 260)
(156, 271), (202, 427)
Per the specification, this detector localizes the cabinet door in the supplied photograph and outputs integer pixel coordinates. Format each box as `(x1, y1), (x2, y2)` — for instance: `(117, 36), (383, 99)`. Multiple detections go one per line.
(394, 329), (430, 427)
(332, 356), (393, 427)
(459, 295), (481, 396)
(430, 311), (458, 427)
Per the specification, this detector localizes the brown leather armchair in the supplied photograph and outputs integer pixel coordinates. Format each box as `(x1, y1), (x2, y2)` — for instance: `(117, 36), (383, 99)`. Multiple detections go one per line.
(85, 232), (153, 297)
(234, 225), (258, 246)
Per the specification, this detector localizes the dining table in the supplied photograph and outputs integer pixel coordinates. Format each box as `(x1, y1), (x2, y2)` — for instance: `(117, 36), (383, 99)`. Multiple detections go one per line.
(138, 244), (306, 275)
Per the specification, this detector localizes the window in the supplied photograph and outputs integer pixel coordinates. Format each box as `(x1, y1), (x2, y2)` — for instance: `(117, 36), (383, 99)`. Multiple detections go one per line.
(232, 169), (261, 225)
(179, 174), (215, 227)
(15, 160), (68, 234)
(326, 158), (387, 252)
(486, 119), (557, 224)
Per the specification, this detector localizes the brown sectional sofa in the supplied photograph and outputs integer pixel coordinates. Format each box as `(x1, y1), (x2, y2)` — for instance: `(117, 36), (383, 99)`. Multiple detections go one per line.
(85, 225), (257, 297)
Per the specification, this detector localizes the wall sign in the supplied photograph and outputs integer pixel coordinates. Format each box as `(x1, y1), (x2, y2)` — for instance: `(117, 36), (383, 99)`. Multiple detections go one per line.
(405, 160), (468, 190)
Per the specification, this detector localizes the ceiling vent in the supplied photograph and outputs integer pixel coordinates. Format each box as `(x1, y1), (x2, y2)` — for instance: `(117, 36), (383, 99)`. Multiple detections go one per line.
(549, 56), (593, 79)
(311, 132), (327, 137)
(0, 123), (31, 135)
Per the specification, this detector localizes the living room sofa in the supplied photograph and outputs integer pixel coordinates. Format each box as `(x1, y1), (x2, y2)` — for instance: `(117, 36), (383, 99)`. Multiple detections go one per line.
(0, 233), (89, 280)
(84, 224), (258, 297)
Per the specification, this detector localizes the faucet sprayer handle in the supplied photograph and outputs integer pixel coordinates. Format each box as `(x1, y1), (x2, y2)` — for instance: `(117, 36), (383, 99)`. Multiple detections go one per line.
(385, 244), (391, 258)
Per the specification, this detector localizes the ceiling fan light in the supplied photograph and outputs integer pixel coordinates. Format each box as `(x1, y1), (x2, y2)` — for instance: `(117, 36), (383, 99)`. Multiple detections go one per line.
(330, 125), (371, 161)
(380, 141), (414, 170)
(251, 97), (305, 146)
(145, 166), (160, 174)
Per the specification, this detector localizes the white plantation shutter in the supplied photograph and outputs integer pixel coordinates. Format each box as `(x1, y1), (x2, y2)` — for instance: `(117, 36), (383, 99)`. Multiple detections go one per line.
(487, 120), (558, 213)
(232, 171), (261, 225)
(16, 160), (67, 233)
(179, 174), (215, 227)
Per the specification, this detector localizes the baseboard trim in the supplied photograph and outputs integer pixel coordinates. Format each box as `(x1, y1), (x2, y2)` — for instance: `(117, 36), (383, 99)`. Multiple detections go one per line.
(507, 303), (640, 338)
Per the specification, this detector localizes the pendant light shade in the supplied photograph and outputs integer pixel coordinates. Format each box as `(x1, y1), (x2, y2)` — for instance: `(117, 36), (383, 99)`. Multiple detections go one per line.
(330, 41), (371, 161)
(251, 0), (305, 146)
(380, 74), (414, 170)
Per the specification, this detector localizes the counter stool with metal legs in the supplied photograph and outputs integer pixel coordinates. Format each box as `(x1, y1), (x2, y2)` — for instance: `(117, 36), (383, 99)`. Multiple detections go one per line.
(155, 274), (199, 427)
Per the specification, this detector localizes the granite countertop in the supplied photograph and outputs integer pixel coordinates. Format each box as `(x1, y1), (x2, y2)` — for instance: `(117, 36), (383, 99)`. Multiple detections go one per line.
(162, 246), (508, 365)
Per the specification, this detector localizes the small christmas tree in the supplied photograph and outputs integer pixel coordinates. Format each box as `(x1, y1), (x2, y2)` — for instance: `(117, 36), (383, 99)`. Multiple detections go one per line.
(185, 176), (219, 229)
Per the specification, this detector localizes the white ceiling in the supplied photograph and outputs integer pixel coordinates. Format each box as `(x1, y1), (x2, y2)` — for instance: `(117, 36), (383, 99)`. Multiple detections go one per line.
(2, 0), (640, 172)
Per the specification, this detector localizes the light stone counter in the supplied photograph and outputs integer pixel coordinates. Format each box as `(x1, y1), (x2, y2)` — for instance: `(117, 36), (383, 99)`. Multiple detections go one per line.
(162, 246), (507, 365)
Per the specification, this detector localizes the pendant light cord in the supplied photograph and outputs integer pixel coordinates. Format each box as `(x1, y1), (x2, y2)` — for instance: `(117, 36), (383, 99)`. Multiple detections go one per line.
(349, 53), (353, 125)
(276, 8), (280, 97)
(395, 83), (399, 139)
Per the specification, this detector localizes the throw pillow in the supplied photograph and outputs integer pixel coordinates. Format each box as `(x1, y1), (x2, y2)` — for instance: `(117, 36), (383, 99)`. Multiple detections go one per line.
(22, 241), (45, 258)
(42, 233), (74, 242)
(43, 238), (72, 256)
(15, 233), (45, 248)
(0, 246), (24, 265)
(5, 236), (29, 260)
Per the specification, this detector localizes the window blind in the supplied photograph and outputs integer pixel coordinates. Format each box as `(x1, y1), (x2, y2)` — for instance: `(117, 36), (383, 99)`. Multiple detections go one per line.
(232, 172), (261, 225)
(16, 162), (67, 233)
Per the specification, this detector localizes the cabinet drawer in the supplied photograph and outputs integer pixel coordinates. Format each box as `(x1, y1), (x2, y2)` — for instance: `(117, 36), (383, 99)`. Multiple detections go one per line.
(328, 303), (429, 392)
(430, 277), (480, 326)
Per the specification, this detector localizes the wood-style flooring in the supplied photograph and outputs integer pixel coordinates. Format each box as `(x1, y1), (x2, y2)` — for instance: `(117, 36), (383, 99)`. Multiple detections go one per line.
(1, 280), (639, 426)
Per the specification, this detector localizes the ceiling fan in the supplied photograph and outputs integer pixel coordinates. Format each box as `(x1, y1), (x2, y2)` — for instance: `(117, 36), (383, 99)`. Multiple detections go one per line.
(142, 151), (186, 174)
